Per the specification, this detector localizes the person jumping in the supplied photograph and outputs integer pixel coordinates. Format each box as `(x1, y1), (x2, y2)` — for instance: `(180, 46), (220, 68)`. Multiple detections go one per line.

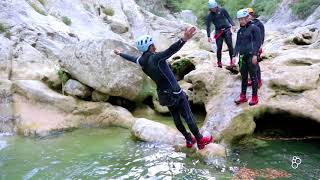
(233, 9), (262, 106)
(114, 27), (213, 149)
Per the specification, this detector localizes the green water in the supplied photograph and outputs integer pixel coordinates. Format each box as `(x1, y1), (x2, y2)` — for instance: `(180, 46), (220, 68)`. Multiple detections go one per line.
(232, 140), (320, 179)
(0, 129), (232, 179)
(1, 128), (319, 180)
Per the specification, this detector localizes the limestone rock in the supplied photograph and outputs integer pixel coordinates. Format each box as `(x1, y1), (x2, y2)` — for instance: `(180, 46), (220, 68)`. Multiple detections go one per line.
(0, 36), (12, 79)
(63, 79), (92, 99)
(92, 90), (109, 102)
(176, 10), (198, 26)
(12, 80), (135, 136)
(293, 27), (319, 45)
(131, 118), (185, 145)
(60, 39), (156, 102)
(131, 118), (227, 158)
(0, 80), (14, 133)
(197, 143), (226, 158)
(110, 21), (129, 34)
(152, 97), (169, 114)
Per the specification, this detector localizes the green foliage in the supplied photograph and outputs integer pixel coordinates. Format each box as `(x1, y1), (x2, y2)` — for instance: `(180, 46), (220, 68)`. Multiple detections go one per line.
(165, 0), (281, 27)
(102, 6), (115, 16)
(0, 23), (6, 33)
(62, 16), (72, 26)
(58, 69), (71, 84)
(252, 0), (281, 17)
(4, 31), (11, 39)
(29, 2), (47, 16)
(171, 58), (195, 80)
(38, 0), (46, 6)
(166, 0), (209, 27)
(217, 0), (252, 19)
(290, 0), (320, 19)
(0, 23), (11, 39)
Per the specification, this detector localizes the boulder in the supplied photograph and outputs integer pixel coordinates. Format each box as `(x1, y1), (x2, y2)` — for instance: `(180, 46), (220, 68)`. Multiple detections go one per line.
(11, 42), (59, 81)
(293, 27), (320, 45)
(152, 97), (170, 114)
(63, 79), (92, 99)
(60, 39), (156, 102)
(197, 143), (226, 158)
(12, 80), (135, 136)
(92, 90), (109, 102)
(131, 118), (227, 158)
(110, 20), (129, 34)
(131, 118), (185, 145)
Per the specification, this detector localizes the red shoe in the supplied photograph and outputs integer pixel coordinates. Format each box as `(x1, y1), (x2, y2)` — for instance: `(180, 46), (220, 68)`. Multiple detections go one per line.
(197, 135), (213, 150)
(229, 59), (236, 67)
(249, 95), (259, 106)
(235, 93), (248, 105)
(258, 80), (262, 88)
(186, 136), (196, 148)
(248, 79), (252, 86)
(217, 61), (222, 68)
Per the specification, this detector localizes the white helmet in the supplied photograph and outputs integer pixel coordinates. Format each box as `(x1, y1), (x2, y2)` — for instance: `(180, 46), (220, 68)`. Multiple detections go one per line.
(135, 35), (154, 52)
(237, 9), (249, 19)
(208, 0), (218, 9)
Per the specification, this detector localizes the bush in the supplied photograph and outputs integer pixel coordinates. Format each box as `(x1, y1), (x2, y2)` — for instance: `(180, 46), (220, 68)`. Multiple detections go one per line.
(0, 23), (11, 39)
(166, 0), (209, 27)
(252, 0), (281, 17)
(0, 23), (6, 33)
(165, 0), (281, 27)
(62, 16), (72, 26)
(218, 0), (252, 18)
(38, 0), (46, 6)
(102, 6), (115, 16)
(58, 69), (71, 84)
(290, 0), (320, 19)
(29, 2), (47, 16)
(58, 69), (71, 95)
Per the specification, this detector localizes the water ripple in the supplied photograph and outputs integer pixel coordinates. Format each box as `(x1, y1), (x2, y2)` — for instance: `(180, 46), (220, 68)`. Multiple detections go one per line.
(0, 140), (8, 150)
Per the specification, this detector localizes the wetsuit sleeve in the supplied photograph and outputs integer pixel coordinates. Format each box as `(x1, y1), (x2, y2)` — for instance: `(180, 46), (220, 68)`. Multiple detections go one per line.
(258, 21), (265, 45)
(222, 8), (235, 26)
(206, 14), (213, 37)
(153, 39), (186, 61)
(119, 53), (140, 64)
(252, 26), (262, 55)
(233, 31), (240, 57)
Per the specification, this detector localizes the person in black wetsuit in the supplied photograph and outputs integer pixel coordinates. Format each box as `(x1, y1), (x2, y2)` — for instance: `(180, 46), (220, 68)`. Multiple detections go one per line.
(113, 27), (213, 150)
(233, 9), (262, 106)
(247, 8), (265, 88)
(206, 0), (236, 68)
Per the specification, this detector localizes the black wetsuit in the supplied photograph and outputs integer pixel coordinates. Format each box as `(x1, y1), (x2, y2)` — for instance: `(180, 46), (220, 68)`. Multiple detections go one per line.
(233, 22), (262, 96)
(206, 8), (235, 62)
(252, 18), (265, 81)
(120, 39), (202, 141)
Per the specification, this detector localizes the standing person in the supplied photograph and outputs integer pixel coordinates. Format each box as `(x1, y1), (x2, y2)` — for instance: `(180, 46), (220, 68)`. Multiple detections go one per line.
(206, 0), (236, 68)
(233, 9), (262, 106)
(113, 27), (213, 150)
(247, 8), (265, 88)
